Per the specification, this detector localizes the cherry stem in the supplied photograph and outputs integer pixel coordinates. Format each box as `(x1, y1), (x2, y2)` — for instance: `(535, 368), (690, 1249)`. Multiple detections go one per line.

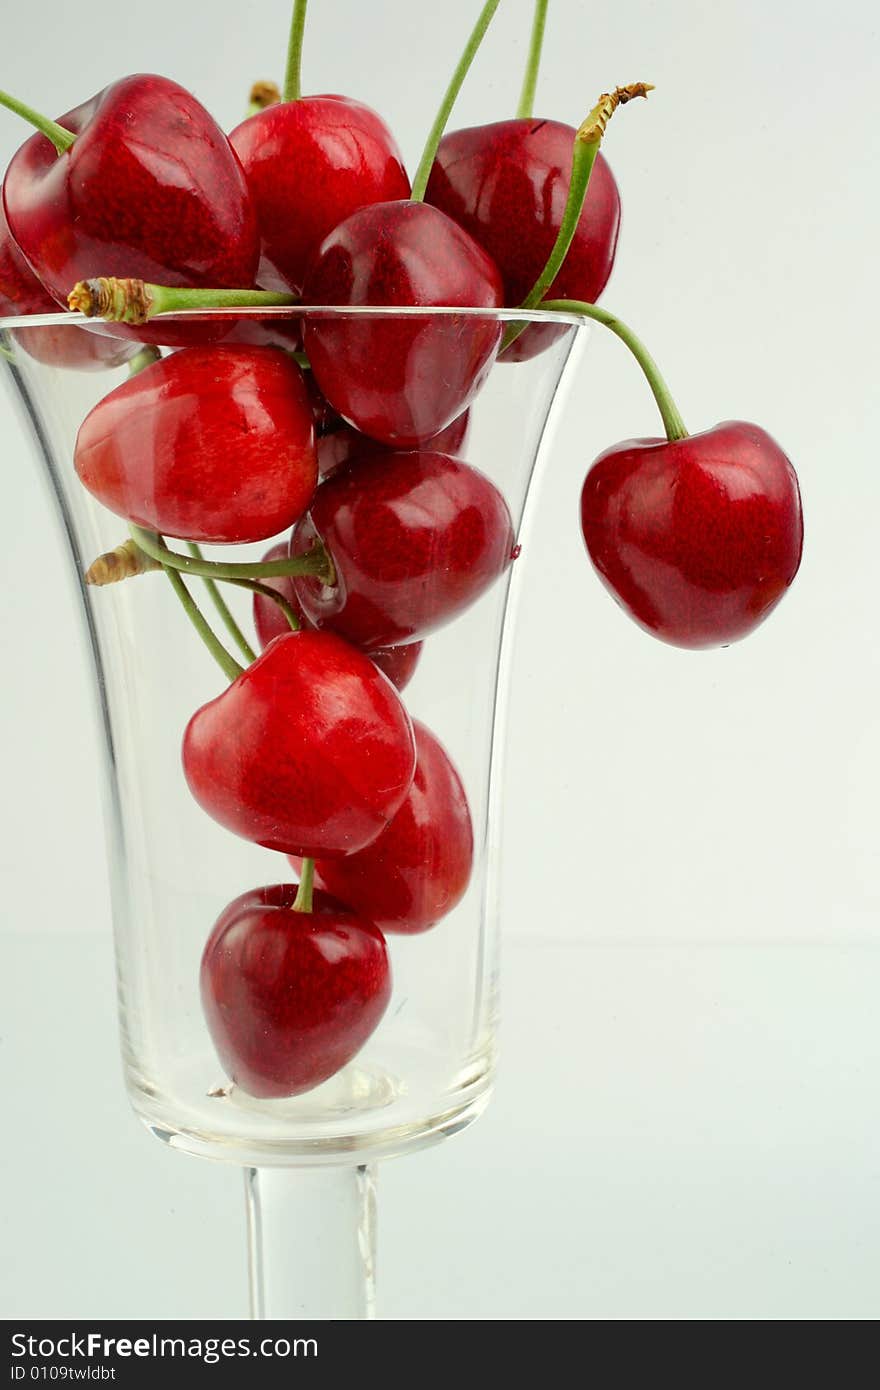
(186, 543), (257, 664)
(68, 278), (298, 325)
(293, 858), (315, 913)
(283, 0), (309, 103)
(540, 297), (687, 441)
(515, 0), (549, 120)
(248, 80), (281, 116)
(159, 557), (245, 684)
(410, 0), (504, 201)
(127, 345), (161, 376)
(223, 577), (301, 632)
(514, 83), (653, 326)
(129, 525), (336, 586)
(84, 538), (161, 586)
(0, 88), (76, 155)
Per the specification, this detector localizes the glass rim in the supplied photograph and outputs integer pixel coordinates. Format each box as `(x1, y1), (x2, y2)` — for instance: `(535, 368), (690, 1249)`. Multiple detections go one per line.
(0, 304), (589, 331)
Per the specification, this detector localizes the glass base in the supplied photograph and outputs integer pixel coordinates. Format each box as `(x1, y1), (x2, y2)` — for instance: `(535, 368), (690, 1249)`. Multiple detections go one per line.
(136, 1055), (494, 1167)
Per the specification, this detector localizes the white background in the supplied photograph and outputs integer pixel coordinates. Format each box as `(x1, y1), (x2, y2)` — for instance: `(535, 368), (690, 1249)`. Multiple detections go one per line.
(1, 0), (879, 1318)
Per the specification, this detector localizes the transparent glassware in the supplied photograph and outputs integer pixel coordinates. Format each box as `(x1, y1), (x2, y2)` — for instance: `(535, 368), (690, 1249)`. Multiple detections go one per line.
(1, 305), (586, 1319)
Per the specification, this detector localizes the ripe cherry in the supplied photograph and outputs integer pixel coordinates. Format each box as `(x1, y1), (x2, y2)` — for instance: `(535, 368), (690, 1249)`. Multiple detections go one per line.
(368, 641), (423, 693)
(425, 119), (620, 362)
(74, 346), (316, 544)
(201, 884), (391, 1099)
(183, 630), (417, 859)
(291, 449), (515, 649)
(301, 200), (504, 445)
(251, 543), (309, 650)
(291, 720), (473, 935)
(580, 421), (804, 648)
(317, 407), (470, 478)
(2, 75), (258, 342)
(0, 203), (135, 370)
(230, 95), (410, 294)
(252, 543), (423, 691)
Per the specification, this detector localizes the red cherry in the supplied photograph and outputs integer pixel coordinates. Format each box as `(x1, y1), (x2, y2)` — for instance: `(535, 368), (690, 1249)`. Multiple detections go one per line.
(183, 630), (417, 858)
(74, 346), (316, 543)
(301, 200), (504, 445)
(580, 422), (804, 648)
(305, 371), (344, 439)
(370, 641), (422, 692)
(0, 203), (135, 370)
(201, 884), (391, 1099)
(252, 544), (423, 692)
(229, 95), (410, 294)
(2, 75), (259, 342)
(291, 450), (515, 649)
(291, 721), (473, 935)
(318, 406), (471, 478)
(251, 543), (307, 650)
(425, 119), (619, 361)
(213, 314), (303, 353)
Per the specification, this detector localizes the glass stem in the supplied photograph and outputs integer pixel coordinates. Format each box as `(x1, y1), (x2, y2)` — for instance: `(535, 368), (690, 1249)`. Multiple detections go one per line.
(244, 1165), (378, 1320)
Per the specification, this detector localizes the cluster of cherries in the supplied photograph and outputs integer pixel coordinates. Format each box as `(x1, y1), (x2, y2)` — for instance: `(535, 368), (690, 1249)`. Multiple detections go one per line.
(0, 0), (804, 1099)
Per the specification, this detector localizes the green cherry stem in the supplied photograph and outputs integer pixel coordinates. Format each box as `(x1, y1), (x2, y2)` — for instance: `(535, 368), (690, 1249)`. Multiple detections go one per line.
(542, 297), (687, 441)
(221, 577), (302, 634)
(186, 543), (257, 664)
(127, 345), (162, 377)
(515, 0), (549, 120)
(129, 525), (336, 585)
(0, 88), (76, 155)
(410, 0), (504, 201)
(283, 0), (309, 103)
(160, 561), (245, 684)
(515, 83), (652, 322)
(68, 278), (298, 325)
(293, 858), (315, 913)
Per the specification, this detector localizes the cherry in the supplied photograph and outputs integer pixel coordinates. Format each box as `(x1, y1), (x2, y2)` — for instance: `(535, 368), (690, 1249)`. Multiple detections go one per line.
(230, 95), (410, 294)
(368, 641), (423, 693)
(183, 630), (417, 858)
(424, 119), (619, 362)
(214, 313), (303, 353)
(317, 407), (470, 478)
(251, 543), (309, 650)
(74, 345), (316, 544)
(0, 203), (135, 370)
(2, 75), (258, 340)
(301, 200), (504, 445)
(291, 449), (515, 649)
(251, 543), (423, 691)
(290, 720), (473, 935)
(201, 884), (391, 1098)
(580, 421), (804, 648)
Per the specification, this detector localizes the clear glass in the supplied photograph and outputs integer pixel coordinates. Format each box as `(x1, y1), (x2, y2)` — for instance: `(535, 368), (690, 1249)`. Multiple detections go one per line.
(1, 305), (586, 1317)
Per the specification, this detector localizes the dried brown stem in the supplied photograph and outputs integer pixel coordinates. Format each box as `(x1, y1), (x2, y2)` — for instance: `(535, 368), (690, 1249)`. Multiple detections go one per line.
(68, 277), (153, 324)
(249, 80), (281, 111)
(85, 538), (160, 586)
(578, 82), (654, 145)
